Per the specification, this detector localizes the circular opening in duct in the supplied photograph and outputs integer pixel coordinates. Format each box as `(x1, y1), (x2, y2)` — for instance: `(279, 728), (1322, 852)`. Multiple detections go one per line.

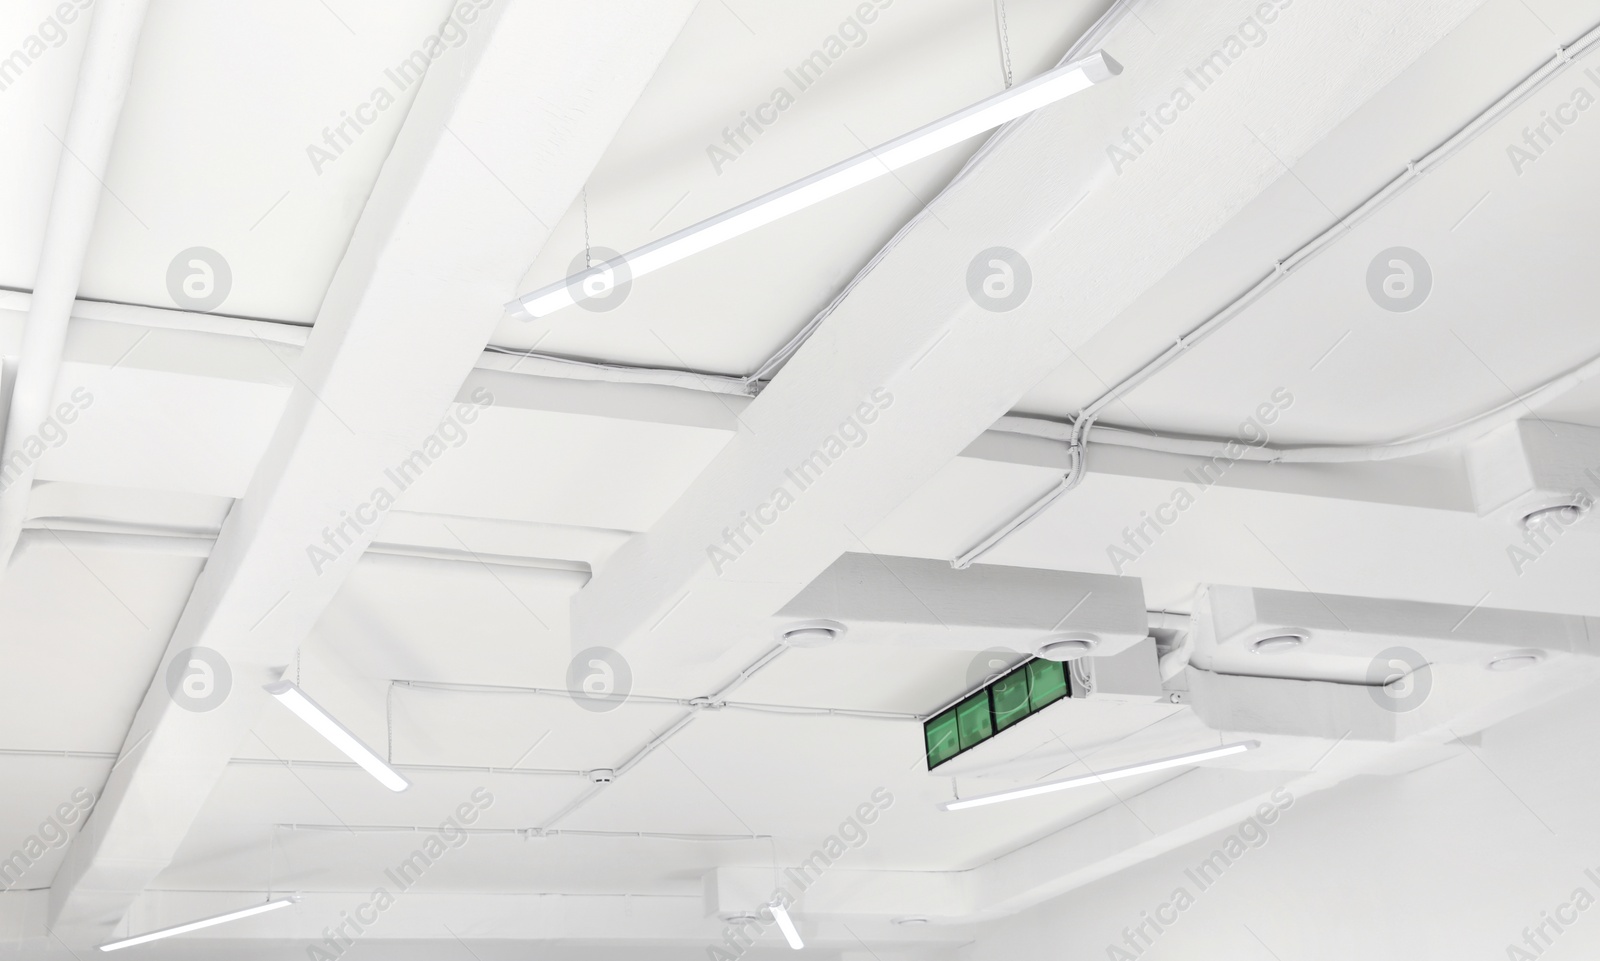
(1035, 635), (1097, 661)
(778, 620), (846, 648)
(1250, 633), (1307, 654)
(1486, 649), (1544, 672)
(1522, 504), (1586, 529)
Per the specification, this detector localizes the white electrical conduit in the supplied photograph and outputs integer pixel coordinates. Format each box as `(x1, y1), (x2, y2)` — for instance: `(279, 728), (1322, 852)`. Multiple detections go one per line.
(952, 19), (1600, 571)
(481, 346), (758, 396)
(231, 756), (586, 778)
(0, 0), (150, 575)
(278, 824), (772, 842)
(16, 523), (592, 577)
(539, 645), (788, 831)
(394, 678), (920, 721)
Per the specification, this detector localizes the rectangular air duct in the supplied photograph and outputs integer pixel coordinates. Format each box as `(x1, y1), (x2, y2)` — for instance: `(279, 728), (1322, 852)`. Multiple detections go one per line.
(1467, 418), (1600, 522)
(775, 554), (1148, 656)
(1183, 584), (1600, 744)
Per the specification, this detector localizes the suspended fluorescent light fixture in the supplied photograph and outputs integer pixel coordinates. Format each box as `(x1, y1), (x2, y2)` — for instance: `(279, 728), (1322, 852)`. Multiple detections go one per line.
(99, 899), (295, 952)
(769, 901), (805, 950)
(939, 741), (1259, 811)
(508, 51), (1122, 319)
(264, 681), (410, 792)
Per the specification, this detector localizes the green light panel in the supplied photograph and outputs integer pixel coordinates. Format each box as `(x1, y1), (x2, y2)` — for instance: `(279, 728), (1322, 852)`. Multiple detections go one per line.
(957, 691), (993, 749)
(1027, 658), (1069, 711)
(991, 670), (1030, 731)
(924, 708), (960, 768)
(923, 657), (1073, 769)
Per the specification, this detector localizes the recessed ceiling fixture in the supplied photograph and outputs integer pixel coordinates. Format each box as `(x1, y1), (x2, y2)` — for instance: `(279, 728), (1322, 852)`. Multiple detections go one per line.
(938, 741), (1259, 811)
(1036, 635), (1096, 661)
(507, 51), (1122, 319)
(99, 899), (295, 952)
(1486, 649), (1545, 672)
(779, 621), (846, 648)
(1521, 504), (1585, 529)
(769, 901), (804, 950)
(1250, 633), (1307, 654)
(263, 681), (410, 792)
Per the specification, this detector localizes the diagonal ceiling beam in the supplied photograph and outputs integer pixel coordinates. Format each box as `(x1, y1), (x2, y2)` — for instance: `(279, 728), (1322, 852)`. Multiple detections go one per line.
(571, 0), (1491, 678)
(47, 0), (700, 939)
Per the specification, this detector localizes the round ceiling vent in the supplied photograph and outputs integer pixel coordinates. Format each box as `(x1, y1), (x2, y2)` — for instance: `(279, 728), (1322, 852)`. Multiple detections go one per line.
(1249, 633), (1307, 654)
(892, 916), (931, 926)
(1521, 503), (1587, 529)
(1486, 649), (1545, 672)
(1035, 635), (1097, 661)
(778, 620), (846, 648)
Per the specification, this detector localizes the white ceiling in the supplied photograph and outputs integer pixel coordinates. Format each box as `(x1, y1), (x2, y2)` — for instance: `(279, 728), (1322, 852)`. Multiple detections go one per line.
(5, 0), (1600, 958)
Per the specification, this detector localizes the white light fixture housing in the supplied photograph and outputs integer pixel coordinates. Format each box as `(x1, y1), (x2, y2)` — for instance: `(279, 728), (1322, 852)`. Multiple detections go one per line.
(99, 899), (295, 952)
(1486, 649), (1545, 672)
(769, 901), (804, 950)
(507, 51), (1122, 319)
(1249, 632), (1307, 654)
(720, 912), (763, 924)
(263, 681), (410, 792)
(1521, 503), (1586, 529)
(939, 741), (1259, 811)
(778, 620), (846, 648)
(1036, 634), (1097, 661)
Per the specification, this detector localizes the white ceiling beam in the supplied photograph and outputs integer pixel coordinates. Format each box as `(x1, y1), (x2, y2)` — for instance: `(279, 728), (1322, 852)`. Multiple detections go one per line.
(569, 0), (1494, 678)
(0, 0), (150, 572)
(8, 889), (980, 948)
(29, 349), (1600, 617)
(46, 0), (700, 941)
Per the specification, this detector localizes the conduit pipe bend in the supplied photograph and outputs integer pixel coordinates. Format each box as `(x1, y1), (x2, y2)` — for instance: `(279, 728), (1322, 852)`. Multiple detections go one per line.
(951, 20), (1600, 570)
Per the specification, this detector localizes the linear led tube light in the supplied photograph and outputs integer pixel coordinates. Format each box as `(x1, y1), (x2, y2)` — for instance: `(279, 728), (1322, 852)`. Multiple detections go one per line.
(99, 899), (295, 951)
(508, 50), (1122, 319)
(939, 741), (1259, 812)
(769, 902), (804, 950)
(264, 681), (410, 792)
